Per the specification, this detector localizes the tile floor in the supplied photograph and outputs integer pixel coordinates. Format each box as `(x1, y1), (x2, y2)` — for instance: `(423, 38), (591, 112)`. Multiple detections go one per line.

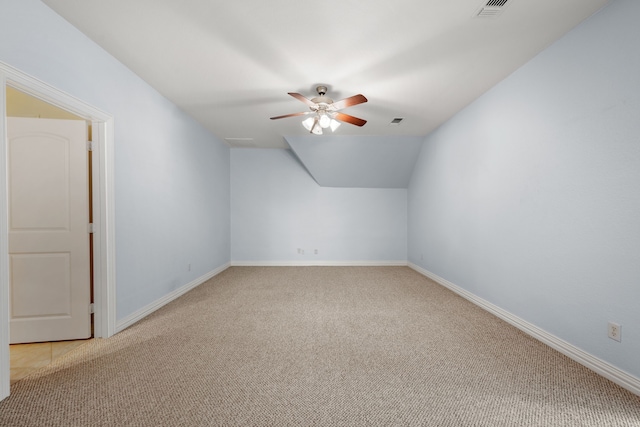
(10, 340), (90, 384)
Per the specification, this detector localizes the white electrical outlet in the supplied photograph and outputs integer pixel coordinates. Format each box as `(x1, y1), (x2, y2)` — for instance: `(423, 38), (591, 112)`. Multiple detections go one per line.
(608, 322), (621, 342)
(297, 248), (304, 255)
(314, 249), (318, 255)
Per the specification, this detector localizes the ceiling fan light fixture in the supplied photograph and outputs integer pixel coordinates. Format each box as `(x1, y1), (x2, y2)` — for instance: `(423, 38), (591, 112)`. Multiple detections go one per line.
(302, 116), (315, 131)
(311, 119), (323, 135)
(318, 113), (331, 128)
(272, 86), (367, 134)
(303, 116), (323, 135)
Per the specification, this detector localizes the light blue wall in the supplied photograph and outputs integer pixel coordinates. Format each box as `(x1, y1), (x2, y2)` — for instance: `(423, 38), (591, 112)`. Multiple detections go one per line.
(0, 0), (231, 320)
(408, 0), (640, 378)
(231, 149), (407, 263)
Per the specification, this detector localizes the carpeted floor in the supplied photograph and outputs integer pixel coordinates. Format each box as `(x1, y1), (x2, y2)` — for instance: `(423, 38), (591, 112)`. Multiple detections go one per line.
(1, 266), (638, 426)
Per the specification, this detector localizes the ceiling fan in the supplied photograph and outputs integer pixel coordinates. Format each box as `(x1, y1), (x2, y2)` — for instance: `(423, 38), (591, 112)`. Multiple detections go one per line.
(270, 86), (367, 135)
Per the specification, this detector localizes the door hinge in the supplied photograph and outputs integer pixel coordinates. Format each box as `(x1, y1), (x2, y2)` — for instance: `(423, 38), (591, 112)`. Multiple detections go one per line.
(90, 303), (95, 314)
(88, 223), (95, 233)
(87, 141), (94, 151)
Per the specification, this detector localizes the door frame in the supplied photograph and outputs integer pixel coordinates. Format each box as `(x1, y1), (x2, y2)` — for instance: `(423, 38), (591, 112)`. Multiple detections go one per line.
(0, 61), (116, 400)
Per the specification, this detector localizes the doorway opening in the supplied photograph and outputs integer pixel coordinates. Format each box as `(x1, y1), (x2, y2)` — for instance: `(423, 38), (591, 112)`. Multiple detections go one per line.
(0, 62), (116, 400)
(6, 88), (94, 383)
(7, 88), (93, 341)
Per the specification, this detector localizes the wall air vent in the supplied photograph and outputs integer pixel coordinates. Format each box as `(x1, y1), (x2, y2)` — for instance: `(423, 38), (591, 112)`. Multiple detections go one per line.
(389, 117), (404, 125)
(476, 0), (510, 18)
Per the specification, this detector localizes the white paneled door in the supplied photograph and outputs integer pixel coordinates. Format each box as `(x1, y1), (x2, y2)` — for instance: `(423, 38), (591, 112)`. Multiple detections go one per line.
(8, 117), (91, 343)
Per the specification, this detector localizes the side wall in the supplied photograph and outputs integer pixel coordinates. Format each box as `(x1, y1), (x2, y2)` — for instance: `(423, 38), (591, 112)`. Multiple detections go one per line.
(0, 0), (231, 321)
(231, 149), (407, 264)
(408, 0), (640, 379)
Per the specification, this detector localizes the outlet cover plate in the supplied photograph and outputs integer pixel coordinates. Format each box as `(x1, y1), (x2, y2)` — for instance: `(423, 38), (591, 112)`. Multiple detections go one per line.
(608, 322), (622, 342)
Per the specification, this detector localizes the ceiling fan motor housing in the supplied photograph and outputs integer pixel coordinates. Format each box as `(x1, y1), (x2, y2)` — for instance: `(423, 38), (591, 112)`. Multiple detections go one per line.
(311, 86), (333, 110)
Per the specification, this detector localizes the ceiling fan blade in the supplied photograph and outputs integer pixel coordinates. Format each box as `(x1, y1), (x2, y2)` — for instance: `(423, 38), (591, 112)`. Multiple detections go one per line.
(288, 92), (317, 108)
(270, 111), (311, 120)
(334, 112), (367, 127)
(331, 94), (368, 110)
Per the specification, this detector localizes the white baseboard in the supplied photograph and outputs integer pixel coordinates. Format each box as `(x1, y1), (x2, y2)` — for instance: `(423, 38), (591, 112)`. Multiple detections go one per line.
(115, 262), (230, 333)
(408, 262), (640, 397)
(230, 260), (408, 267)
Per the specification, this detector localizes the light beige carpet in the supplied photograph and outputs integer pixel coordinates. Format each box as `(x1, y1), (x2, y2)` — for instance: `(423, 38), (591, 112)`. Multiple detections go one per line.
(1, 266), (638, 426)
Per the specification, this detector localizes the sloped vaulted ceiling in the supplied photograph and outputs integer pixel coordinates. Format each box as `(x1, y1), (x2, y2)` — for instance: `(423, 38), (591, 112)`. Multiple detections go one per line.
(285, 135), (424, 188)
(42, 0), (610, 149)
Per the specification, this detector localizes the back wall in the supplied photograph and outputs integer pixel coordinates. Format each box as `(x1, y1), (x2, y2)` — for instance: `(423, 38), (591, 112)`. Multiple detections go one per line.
(231, 149), (407, 264)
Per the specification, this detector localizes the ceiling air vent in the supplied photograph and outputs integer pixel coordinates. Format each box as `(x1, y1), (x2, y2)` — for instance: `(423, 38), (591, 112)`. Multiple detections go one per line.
(476, 0), (510, 18)
(389, 117), (404, 125)
(225, 138), (256, 148)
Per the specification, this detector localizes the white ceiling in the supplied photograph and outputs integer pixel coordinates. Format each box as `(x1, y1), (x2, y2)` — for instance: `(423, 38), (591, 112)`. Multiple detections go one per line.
(43, 0), (609, 150)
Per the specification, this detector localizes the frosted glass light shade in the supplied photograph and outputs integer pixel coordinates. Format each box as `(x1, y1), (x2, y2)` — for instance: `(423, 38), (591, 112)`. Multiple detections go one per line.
(311, 123), (323, 135)
(302, 116), (315, 131)
(318, 113), (331, 128)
